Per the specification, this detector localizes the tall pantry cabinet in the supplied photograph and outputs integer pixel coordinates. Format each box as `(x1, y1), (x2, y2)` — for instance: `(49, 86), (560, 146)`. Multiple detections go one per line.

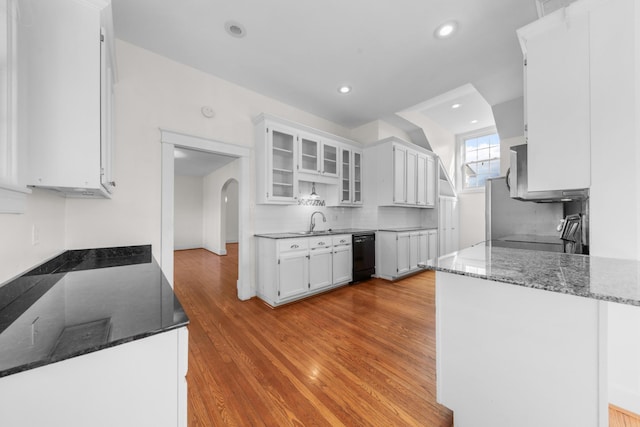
(23, 0), (116, 198)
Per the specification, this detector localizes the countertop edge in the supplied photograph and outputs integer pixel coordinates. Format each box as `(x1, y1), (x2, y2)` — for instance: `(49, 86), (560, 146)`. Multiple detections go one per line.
(0, 321), (189, 378)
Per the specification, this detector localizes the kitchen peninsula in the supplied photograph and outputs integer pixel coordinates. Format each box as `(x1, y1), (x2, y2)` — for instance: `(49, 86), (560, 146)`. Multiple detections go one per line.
(0, 246), (189, 427)
(423, 243), (640, 427)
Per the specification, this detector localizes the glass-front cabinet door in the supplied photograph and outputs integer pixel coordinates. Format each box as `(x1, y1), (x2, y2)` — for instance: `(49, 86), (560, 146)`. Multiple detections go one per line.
(322, 143), (338, 177)
(269, 126), (297, 201)
(352, 150), (362, 204)
(340, 148), (351, 203)
(299, 134), (320, 174)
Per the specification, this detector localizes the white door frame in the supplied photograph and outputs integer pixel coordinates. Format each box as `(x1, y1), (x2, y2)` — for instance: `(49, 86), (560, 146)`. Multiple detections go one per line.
(160, 129), (253, 300)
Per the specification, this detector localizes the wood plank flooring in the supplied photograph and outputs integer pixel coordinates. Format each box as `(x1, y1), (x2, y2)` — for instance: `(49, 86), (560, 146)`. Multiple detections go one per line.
(174, 245), (638, 427)
(610, 405), (640, 427)
(174, 245), (453, 426)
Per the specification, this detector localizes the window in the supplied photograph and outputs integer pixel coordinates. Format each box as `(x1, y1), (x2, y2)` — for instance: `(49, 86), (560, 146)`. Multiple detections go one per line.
(459, 130), (500, 190)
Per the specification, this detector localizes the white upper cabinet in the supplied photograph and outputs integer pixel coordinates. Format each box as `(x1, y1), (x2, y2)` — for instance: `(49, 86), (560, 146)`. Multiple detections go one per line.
(517, 3), (591, 192)
(297, 132), (338, 178)
(255, 114), (363, 206)
(366, 138), (437, 208)
(24, 0), (116, 198)
(298, 133), (321, 175)
(0, 0), (31, 213)
(256, 121), (299, 204)
(330, 147), (363, 207)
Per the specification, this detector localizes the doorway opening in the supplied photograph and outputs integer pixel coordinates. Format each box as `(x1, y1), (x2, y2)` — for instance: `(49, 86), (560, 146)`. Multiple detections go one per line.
(161, 130), (252, 300)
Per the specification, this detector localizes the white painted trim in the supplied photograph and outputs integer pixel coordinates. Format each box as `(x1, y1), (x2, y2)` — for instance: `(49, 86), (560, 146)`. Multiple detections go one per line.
(161, 142), (175, 288)
(597, 301), (608, 427)
(160, 129), (254, 300)
(160, 129), (251, 158)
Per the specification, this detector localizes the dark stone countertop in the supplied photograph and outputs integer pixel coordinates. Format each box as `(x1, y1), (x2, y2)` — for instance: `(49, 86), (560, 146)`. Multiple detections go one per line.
(421, 243), (640, 307)
(0, 245), (189, 378)
(255, 228), (376, 239)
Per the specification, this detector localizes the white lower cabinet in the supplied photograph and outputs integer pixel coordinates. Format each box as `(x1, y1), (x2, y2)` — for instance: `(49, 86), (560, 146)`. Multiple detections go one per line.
(278, 247), (310, 300)
(257, 234), (352, 306)
(0, 328), (188, 427)
(377, 229), (438, 281)
(309, 245), (333, 291)
(332, 238), (353, 284)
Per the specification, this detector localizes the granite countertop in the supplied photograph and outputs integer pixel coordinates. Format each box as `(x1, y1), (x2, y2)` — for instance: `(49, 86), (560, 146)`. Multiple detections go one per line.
(255, 228), (376, 239)
(0, 245), (189, 378)
(422, 243), (640, 307)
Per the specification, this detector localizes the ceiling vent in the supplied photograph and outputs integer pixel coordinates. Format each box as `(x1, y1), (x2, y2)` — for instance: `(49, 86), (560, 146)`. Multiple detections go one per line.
(535, 0), (578, 18)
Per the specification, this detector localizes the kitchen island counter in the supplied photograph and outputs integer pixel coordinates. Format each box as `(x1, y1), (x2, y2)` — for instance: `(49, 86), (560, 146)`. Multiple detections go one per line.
(422, 242), (639, 307)
(421, 243), (634, 427)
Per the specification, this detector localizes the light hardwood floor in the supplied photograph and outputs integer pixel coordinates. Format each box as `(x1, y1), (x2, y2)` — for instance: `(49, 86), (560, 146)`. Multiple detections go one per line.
(174, 245), (639, 427)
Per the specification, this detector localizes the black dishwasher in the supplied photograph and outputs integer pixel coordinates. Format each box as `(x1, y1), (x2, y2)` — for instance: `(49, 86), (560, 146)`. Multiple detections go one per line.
(352, 232), (375, 283)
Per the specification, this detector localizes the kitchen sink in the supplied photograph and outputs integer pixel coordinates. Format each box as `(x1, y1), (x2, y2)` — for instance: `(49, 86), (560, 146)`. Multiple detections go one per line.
(295, 230), (332, 235)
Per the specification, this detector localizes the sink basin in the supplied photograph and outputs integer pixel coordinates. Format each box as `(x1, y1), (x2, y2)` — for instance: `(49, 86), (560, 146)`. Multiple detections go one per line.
(295, 230), (332, 235)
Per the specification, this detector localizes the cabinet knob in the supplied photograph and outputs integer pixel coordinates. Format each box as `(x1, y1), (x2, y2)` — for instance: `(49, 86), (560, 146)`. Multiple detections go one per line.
(291, 244), (299, 249)
(109, 181), (116, 187)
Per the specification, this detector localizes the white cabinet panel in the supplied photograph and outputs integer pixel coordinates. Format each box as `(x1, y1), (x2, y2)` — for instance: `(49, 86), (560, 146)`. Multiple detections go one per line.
(397, 233), (411, 275)
(309, 247), (332, 291)
(278, 250), (309, 300)
(426, 155), (436, 207)
(439, 197), (458, 256)
(332, 244), (352, 285)
(393, 145), (407, 204)
(518, 5), (590, 191)
(25, 0), (116, 198)
(406, 150), (417, 205)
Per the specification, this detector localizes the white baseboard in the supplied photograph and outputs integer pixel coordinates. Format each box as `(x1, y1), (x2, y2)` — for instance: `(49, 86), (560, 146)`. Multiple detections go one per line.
(174, 245), (201, 251)
(609, 387), (640, 416)
(204, 245), (226, 256)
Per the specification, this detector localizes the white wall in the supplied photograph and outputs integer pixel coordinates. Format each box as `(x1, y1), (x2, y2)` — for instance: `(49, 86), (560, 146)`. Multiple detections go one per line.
(224, 180), (239, 243)
(203, 160), (240, 255)
(586, 0), (640, 413)
(457, 192), (485, 248)
(174, 175), (204, 250)
(0, 189), (66, 283)
(58, 40), (358, 291)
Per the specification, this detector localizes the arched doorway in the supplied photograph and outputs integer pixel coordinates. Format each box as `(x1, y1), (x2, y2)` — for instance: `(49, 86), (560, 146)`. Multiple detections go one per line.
(221, 178), (239, 252)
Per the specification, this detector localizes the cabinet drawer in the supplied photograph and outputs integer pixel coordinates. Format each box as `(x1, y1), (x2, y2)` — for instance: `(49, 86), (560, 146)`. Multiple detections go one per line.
(332, 234), (351, 246)
(309, 237), (332, 249)
(278, 239), (309, 252)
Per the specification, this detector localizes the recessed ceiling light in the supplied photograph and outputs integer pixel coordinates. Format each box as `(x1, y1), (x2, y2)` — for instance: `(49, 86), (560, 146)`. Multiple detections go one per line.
(225, 21), (246, 38)
(470, 119), (478, 124)
(451, 103), (461, 109)
(338, 85), (352, 94)
(434, 21), (458, 39)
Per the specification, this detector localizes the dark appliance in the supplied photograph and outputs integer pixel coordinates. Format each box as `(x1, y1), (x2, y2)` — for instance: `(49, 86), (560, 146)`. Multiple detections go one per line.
(352, 232), (375, 283)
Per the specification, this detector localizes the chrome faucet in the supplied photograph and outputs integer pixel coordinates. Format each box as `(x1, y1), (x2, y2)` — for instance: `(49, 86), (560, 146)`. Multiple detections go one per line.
(309, 211), (326, 232)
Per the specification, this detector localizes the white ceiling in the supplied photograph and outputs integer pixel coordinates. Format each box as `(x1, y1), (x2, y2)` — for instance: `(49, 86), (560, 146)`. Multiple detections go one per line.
(174, 148), (237, 177)
(111, 0), (539, 131)
(408, 84), (497, 135)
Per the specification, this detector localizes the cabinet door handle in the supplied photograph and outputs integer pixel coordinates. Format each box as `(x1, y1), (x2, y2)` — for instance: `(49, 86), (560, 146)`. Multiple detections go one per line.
(318, 241), (325, 246)
(340, 239), (346, 243)
(291, 244), (299, 249)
